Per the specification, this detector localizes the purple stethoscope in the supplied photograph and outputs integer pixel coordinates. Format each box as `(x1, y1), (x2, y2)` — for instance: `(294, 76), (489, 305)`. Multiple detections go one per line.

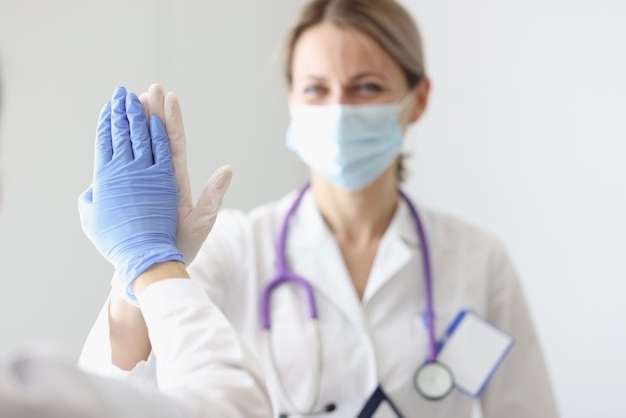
(260, 184), (454, 417)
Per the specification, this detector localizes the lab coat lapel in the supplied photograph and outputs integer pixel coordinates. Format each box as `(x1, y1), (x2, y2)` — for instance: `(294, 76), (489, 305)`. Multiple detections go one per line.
(285, 191), (367, 330)
(362, 198), (417, 303)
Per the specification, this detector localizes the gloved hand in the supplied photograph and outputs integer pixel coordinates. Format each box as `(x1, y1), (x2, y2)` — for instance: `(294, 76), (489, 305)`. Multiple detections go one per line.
(79, 86), (184, 302)
(138, 84), (232, 264)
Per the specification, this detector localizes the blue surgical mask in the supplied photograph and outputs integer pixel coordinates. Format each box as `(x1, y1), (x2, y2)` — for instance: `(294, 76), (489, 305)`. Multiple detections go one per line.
(285, 102), (405, 191)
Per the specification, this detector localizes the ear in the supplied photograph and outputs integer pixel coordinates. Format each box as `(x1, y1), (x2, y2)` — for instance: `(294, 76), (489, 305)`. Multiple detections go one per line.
(408, 76), (431, 123)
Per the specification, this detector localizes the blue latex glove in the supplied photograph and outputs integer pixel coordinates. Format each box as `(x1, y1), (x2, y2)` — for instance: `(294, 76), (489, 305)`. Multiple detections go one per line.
(79, 86), (184, 301)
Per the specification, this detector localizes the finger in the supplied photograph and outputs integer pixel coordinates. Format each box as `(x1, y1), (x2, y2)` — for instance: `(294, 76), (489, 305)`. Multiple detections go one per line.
(150, 115), (172, 165)
(110, 86), (133, 163)
(94, 101), (112, 174)
(126, 92), (152, 167)
(164, 92), (192, 208)
(195, 165), (233, 216)
(78, 186), (94, 224)
(78, 185), (93, 207)
(148, 83), (166, 128)
(139, 92), (150, 123)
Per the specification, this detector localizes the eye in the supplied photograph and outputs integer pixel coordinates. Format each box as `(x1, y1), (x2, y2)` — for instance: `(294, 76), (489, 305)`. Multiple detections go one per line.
(356, 83), (383, 93)
(303, 85), (327, 96)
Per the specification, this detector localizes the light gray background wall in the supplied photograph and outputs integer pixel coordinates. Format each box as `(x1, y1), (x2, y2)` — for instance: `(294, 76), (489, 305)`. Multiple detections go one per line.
(0, 1), (624, 417)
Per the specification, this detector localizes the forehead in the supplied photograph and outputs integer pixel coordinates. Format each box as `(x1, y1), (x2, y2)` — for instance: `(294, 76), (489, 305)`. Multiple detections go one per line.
(291, 22), (404, 83)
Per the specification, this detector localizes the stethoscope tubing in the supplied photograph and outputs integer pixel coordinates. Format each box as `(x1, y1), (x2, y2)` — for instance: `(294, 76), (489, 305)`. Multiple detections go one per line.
(397, 189), (436, 362)
(261, 184), (317, 330)
(261, 183), (444, 415)
(266, 319), (323, 416)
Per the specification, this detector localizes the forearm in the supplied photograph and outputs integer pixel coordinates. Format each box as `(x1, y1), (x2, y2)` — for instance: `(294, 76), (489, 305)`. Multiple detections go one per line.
(108, 292), (151, 371)
(108, 262), (189, 371)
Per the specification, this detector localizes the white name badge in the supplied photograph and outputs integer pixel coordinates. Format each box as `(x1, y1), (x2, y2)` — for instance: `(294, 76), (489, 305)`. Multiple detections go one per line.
(437, 310), (514, 398)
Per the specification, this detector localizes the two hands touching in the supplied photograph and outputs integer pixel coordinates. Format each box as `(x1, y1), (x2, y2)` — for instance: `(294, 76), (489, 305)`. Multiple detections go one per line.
(76, 86), (273, 414)
(79, 84), (231, 301)
(136, 84), (232, 266)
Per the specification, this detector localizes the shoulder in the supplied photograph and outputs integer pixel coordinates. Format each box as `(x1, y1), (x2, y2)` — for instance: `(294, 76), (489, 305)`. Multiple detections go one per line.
(416, 202), (510, 261)
(247, 189), (300, 228)
(212, 189), (302, 241)
(414, 204), (526, 316)
(416, 203), (524, 301)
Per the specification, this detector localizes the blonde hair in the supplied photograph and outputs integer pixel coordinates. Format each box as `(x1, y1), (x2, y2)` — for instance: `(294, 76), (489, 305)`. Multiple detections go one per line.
(284, 0), (425, 89)
(283, 0), (426, 181)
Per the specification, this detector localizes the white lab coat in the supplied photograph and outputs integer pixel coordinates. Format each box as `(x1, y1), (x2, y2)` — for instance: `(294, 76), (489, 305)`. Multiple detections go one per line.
(6, 279), (272, 418)
(80, 189), (559, 417)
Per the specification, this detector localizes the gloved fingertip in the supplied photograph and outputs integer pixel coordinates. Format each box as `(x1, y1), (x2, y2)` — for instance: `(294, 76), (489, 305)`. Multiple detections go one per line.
(111, 87), (128, 117)
(78, 186), (94, 205)
(164, 92), (183, 121)
(126, 91), (140, 106)
(98, 101), (112, 122)
(202, 167), (232, 207)
(125, 93), (145, 119)
(112, 86), (127, 100)
(164, 91), (180, 106)
(214, 165), (233, 190)
(148, 83), (164, 96)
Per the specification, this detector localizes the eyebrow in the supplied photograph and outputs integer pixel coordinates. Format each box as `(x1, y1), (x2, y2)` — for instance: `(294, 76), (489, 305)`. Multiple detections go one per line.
(350, 72), (387, 81)
(299, 72), (388, 82)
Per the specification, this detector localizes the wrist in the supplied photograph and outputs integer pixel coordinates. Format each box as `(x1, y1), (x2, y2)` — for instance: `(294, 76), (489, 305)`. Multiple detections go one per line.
(132, 261), (190, 297)
(116, 245), (184, 302)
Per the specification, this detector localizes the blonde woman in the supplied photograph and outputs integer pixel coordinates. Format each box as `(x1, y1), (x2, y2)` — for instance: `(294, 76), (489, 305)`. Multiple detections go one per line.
(80, 1), (559, 416)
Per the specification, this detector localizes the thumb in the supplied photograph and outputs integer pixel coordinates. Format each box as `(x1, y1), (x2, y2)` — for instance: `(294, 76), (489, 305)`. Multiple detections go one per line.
(194, 165), (233, 218)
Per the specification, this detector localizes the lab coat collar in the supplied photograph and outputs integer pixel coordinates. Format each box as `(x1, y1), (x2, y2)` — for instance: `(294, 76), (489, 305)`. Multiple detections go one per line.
(362, 195), (417, 302)
(362, 192), (457, 300)
(283, 189), (422, 249)
(285, 189), (367, 329)
(283, 189), (427, 324)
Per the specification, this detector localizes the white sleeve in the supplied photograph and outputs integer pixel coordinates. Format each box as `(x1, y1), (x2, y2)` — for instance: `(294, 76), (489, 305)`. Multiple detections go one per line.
(0, 349), (186, 418)
(479, 245), (560, 418)
(78, 279), (272, 418)
(138, 278), (272, 418)
(3, 279), (271, 418)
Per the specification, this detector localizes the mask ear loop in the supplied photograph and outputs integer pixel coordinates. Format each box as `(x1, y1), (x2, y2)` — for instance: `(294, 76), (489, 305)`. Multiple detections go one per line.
(397, 87), (419, 154)
(398, 87), (418, 116)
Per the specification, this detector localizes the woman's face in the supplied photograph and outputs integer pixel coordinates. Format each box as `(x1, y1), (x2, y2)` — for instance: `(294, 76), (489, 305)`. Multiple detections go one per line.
(289, 22), (428, 127)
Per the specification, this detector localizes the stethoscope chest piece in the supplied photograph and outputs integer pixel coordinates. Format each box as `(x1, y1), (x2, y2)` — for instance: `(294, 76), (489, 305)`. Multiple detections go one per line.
(413, 361), (454, 401)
